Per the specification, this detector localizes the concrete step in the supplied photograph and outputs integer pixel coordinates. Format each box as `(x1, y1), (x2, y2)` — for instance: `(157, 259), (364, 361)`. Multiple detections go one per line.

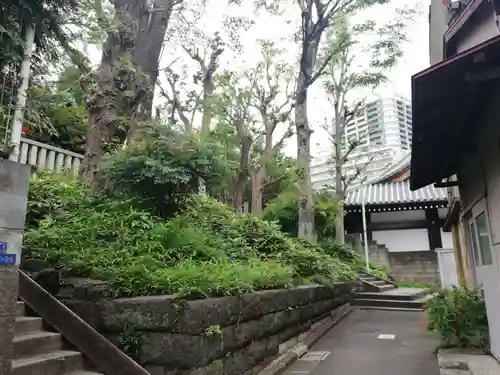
(352, 297), (427, 310)
(377, 284), (397, 292)
(354, 290), (427, 301)
(17, 301), (25, 317)
(15, 317), (43, 335)
(354, 305), (424, 312)
(14, 331), (63, 359)
(12, 350), (83, 375)
(371, 280), (388, 286)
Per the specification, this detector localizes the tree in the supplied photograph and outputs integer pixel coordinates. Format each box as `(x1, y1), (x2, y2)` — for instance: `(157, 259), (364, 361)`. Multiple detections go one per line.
(256, 0), (389, 241)
(248, 40), (294, 215)
(81, 0), (179, 187)
(215, 71), (257, 211)
(322, 10), (413, 243)
(160, 32), (225, 136)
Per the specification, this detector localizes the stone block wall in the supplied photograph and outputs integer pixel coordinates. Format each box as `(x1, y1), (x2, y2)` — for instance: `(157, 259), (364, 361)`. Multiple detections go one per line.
(58, 281), (357, 375)
(365, 240), (440, 285)
(388, 251), (440, 285)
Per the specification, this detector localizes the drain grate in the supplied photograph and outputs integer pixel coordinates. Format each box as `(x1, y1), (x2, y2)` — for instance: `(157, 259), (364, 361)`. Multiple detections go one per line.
(300, 351), (331, 361)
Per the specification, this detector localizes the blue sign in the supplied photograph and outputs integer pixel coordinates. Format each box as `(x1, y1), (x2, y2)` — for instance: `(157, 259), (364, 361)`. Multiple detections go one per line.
(0, 241), (7, 253)
(0, 254), (16, 265)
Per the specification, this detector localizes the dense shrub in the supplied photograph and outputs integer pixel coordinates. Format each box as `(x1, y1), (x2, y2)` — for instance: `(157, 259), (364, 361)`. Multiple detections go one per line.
(424, 286), (489, 348)
(102, 123), (226, 219)
(26, 171), (94, 229)
(25, 175), (354, 298)
(262, 189), (340, 240)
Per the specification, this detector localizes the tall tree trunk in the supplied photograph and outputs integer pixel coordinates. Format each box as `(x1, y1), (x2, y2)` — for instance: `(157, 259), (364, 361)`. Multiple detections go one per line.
(334, 108), (345, 244)
(251, 131), (272, 215)
(9, 24), (35, 161)
(295, 73), (315, 241)
(251, 166), (265, 215)
(82, 0), (174, 184)
(200, 76), (215, 140)
(233, 134), (252, 211)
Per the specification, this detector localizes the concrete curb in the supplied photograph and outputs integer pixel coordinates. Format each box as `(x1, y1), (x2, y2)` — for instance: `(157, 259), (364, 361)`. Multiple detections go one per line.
(258, 303), (354, 375)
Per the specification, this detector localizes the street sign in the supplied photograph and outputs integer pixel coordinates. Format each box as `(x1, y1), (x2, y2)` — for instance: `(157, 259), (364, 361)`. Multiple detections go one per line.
(0, 254), (16, 265)
(0, 241), (7, 253)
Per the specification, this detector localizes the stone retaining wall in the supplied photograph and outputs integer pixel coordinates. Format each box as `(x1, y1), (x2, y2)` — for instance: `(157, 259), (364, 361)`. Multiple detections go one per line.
(58, 280), (358, 375)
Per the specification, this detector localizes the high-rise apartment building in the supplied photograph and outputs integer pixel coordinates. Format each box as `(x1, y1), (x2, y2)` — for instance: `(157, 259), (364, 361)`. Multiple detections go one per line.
(311, 94), (412, 190)
(341, 94), (413, 152)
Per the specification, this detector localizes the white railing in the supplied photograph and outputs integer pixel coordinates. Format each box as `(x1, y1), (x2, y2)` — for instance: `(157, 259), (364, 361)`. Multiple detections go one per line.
(13, 137), (84, 175)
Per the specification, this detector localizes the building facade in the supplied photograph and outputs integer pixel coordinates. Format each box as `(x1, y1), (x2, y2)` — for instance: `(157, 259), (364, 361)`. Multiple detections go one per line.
(311, 94), (412, 190)
(414, 0), (500, 360)
(341, 95), (412, 152)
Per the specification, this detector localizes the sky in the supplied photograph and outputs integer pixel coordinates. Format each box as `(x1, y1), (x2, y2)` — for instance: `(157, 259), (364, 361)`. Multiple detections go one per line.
(89, 0), (431, 157)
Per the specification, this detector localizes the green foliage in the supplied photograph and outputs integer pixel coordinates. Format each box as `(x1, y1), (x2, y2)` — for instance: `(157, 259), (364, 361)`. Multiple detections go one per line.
(263, 189), (340, 240)
(24, 85), (87, 153)
(24, 174), (353, 298)
(103, 123), (226, 219)
(26, 171), (93, 229)
(424, 286), (489, 348)
(117, 314), (143, 362)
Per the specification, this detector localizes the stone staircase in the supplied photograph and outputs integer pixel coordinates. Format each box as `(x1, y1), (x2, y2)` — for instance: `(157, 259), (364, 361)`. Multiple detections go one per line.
(353, 270), (431, 311)
(352, 288), (432, 311)
(13, 300), (102, 375)
(356, 271), (396, 293)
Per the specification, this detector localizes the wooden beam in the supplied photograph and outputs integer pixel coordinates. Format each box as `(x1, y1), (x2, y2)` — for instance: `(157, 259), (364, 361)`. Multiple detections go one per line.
(434, 181), (459, 188)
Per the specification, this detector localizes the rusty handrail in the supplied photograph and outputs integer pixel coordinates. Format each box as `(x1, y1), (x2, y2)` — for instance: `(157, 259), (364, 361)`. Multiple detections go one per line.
(18, 270), (150, 375)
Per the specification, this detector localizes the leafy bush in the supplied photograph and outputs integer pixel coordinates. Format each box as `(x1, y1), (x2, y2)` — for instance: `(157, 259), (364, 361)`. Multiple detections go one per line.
(263, 189), (340, 240)
(25, 175), (353, 298)
(102, 123), (226, 219)
(27, 171), (94, 229)
(424, 286), (489, 348)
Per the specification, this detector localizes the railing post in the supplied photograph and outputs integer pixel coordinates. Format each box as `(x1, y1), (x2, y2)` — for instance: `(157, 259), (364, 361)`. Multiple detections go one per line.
(0, 160), (30, 375)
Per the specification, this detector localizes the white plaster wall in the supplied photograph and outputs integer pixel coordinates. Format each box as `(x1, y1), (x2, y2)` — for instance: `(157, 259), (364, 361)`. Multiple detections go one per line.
(370, 210), (426, 223)
(441, 229), (454, 249)
(372, 229), (430, 252)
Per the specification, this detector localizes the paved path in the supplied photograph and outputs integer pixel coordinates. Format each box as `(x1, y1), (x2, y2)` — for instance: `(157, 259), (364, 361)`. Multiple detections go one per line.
(284, 309), (441, 375)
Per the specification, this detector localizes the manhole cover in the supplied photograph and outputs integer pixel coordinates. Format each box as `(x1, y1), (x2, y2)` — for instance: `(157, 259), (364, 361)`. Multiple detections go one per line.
(300, 351), (331, 361)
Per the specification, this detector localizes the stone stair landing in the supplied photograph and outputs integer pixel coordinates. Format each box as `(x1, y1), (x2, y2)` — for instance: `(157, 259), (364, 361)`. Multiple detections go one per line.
(12, 300), (103, 375)
(352, 287), (432, 311)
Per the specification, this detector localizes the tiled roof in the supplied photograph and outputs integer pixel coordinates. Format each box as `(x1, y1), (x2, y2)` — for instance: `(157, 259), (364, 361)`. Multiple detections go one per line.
(345, 179), (448, 206)
(366, 152), (411, 184)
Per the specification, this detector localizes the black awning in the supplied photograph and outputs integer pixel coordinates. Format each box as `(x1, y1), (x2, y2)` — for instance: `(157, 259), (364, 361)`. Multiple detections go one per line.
(410, 35), (500, 191)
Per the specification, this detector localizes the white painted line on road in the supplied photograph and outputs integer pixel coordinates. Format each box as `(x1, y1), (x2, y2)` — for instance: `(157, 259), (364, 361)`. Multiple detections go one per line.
(299, 351), (331, 361)
(378, 334), (396, 339)
(286, 371), (311, 374)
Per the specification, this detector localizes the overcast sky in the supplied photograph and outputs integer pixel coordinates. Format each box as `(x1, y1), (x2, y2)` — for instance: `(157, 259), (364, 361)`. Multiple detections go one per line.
(89, 0), (431, 156)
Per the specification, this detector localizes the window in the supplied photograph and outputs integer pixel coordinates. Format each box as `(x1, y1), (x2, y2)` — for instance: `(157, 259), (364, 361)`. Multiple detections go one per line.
(469, 212), (493, 266)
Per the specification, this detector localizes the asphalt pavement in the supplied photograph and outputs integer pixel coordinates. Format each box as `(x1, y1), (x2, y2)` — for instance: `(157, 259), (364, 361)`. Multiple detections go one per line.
(283, 309), (441, 375)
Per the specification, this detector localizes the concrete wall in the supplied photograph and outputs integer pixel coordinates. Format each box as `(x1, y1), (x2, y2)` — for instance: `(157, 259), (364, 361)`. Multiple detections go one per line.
(454, 4), (499, 54)
(368, 242), (440, 285)
(458, 89), (500, 272)
(429, 0), (448, 64)
(388, 251), (440, 285)
(57, 281), (357, 375)
(0, 160), (30, 375)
